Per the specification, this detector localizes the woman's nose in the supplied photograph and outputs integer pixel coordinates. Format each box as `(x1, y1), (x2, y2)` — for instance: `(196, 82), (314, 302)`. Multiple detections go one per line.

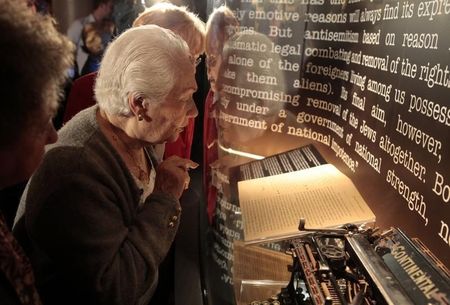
(187, 99), (198, 118)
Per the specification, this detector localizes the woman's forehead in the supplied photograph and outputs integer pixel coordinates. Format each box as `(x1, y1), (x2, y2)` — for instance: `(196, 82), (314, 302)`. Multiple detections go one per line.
(168, 76), (197, 99)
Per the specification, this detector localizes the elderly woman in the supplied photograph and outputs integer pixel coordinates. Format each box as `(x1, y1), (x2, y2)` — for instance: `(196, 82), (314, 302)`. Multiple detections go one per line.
(63, 2), (205, 161)
(14, 25), (198, 305)
(0, 1), (73, 304)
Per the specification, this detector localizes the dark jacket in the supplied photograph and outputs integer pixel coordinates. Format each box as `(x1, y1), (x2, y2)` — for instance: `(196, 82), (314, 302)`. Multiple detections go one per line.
(14, 106), (181, 305)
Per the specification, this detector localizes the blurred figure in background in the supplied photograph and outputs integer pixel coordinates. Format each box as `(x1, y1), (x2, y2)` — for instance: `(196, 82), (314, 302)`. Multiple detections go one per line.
(0, 0), (73, 304)
(23, 0), (51, 14)
(80, 19), (116, 76)
(67, 0), (114, 78)
(113, 0), (144, 34)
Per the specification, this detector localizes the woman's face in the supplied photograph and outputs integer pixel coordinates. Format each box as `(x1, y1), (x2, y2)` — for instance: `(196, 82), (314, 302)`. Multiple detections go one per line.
(6, 107), (57, 185)
(140, 63), (198, 144)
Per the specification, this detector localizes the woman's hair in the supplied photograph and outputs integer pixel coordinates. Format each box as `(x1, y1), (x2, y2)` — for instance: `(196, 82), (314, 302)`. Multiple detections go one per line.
(95, 25), (191, 116)
(0, 0), (73, 147)
(133, 2), (205, 57)
(205, 5), (239, 56)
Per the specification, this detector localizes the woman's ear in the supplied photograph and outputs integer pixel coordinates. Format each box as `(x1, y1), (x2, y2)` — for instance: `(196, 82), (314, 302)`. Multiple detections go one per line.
(128, 94), (144, 115)
(128, 94), (148, 122)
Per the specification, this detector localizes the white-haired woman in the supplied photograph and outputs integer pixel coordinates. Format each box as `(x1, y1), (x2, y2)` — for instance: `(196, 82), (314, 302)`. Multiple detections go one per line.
(14, 25), (198, 305)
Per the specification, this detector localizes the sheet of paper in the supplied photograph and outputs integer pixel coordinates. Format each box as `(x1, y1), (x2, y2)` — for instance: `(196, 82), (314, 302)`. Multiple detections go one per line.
(238, 164), (375, 242)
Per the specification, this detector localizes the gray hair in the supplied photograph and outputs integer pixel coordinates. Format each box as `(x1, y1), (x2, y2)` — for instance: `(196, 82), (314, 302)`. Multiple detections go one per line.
(0, 0), (73, 147)
(94, 25), (191, 116)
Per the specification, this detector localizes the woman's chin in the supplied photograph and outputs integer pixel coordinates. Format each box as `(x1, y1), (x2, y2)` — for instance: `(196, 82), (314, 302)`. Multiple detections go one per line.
(166, 128), (184, 143)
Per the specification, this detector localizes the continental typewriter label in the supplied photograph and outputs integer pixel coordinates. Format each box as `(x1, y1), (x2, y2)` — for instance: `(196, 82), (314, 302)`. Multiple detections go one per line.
(381, 236), (449, 305)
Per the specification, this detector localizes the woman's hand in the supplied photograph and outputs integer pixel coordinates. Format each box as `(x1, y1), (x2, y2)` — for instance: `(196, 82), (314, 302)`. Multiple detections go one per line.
(154, 156), (199, 199)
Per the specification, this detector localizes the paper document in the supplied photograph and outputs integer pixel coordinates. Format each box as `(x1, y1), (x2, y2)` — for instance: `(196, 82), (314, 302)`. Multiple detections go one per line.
(238, 164), (375, 242)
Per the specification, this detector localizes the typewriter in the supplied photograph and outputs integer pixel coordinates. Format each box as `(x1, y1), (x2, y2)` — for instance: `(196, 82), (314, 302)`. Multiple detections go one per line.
(249, 222), (449, 305)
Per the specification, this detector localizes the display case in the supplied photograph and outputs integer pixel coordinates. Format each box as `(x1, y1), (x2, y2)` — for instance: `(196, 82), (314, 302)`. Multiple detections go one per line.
(202, 0), (450, 304)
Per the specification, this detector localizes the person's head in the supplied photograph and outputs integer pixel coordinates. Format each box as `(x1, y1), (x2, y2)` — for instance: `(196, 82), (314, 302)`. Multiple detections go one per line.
(0, 0), (73, 188)
(205, 6), (239, 92)
(133, 2), (205, 59)
(93, 0), (114, 21)
(95, 25), (198, 144)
